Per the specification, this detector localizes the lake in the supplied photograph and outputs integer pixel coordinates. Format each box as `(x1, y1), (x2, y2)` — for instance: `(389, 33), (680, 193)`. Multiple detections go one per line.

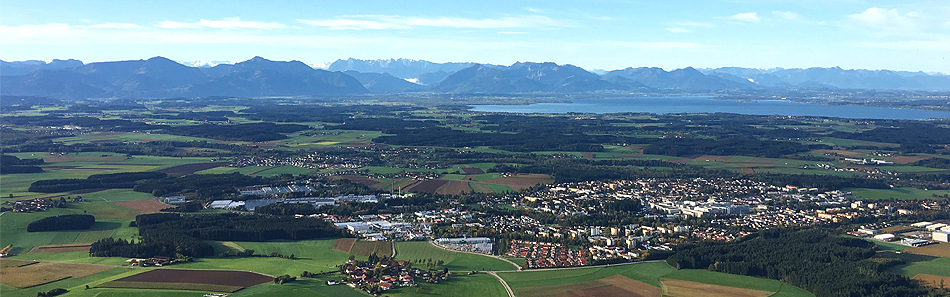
(470, 97), (950, 120)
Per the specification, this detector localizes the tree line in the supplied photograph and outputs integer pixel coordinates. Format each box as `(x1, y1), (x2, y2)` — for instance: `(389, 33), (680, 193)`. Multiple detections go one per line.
(28, 172), (167, 193)
(665, 229), (940, 297)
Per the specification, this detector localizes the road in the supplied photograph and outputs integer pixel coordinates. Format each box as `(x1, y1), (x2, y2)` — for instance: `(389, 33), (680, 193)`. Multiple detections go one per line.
(487, 271), (516, 297)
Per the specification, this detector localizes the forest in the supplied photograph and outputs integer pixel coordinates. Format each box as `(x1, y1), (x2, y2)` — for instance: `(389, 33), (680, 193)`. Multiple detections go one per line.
(0, 154), (44, 174)
(90, 212), (347, 258)
(28, 214), (95, 232)
(28, 172), (168, 193)
(665, 229), (939, 297)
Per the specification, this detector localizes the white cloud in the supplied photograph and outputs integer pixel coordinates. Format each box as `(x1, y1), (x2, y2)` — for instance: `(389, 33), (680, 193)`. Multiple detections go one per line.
(157, 17), (284, 29)
(298, 15), (566, 30)
(498, 31), (526, 34)
(730, 12), (760, 22)
(88, 23), (140, 29)
(772, 11), (800, 20)
(297, 19), (404, 30)
(666, 28), (691, 33)
(848, 7), (918, 31)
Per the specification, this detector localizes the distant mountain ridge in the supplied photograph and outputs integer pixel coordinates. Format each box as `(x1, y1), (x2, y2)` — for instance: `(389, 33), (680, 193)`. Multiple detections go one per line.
(1, 56), (367, 99)
(327, 58), (489, 81)
(3, 56), (950, 99)
(700, 67), (950, 91)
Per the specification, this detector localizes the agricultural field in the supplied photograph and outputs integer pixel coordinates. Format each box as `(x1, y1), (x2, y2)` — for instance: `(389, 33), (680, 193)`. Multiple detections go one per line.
(174, 239), (352, 276)
(393, 273), (508, 297)
(0, 152), (217, 201)
(499, 262), (814, 297)
(887, 257), (950, 278)
(0, 200), (141, 254)
(0, 266), (139, 297)
(110, 199), (168, 214)
(230, 277), (366, 297)
(97, 269), (273, 293)
(349, 240), (394, 257)
(28, 243), (92, 254)
(907, 243), (950, 258)
(331, 238), (357, 253)
(0, 262), (114, 288)
(847, 187), (950, 200)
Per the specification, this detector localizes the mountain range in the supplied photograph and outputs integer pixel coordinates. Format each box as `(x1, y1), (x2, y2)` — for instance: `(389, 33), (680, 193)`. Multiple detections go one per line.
(3, 56), (950, 100)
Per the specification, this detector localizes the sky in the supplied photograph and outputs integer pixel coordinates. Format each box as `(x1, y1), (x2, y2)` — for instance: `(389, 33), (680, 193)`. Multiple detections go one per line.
(1, 0), (949, 73)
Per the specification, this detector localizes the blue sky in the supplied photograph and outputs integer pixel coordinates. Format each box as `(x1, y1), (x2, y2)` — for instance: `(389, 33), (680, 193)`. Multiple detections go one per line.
(2, 0), (948, 72)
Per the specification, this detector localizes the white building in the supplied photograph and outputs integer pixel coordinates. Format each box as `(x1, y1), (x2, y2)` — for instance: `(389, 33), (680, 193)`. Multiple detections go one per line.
(874, 234), (896, 242)
(335, 222), (374, 233)
(934, 231), (950, 243)
(925, 223), (948, 231)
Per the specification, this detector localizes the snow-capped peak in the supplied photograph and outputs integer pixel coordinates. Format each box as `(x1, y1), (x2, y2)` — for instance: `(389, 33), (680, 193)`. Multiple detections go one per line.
(177, 60), (232, 68)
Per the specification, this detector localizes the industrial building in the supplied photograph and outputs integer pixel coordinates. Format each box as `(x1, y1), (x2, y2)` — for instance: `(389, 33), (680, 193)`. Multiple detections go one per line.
(934, 231), (950, 243)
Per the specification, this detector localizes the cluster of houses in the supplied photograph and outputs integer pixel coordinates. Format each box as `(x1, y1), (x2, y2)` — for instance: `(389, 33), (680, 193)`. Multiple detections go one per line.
(506, 240), (588, 268)
(341, 257), (448, 294)
(3, 197), (82, 213)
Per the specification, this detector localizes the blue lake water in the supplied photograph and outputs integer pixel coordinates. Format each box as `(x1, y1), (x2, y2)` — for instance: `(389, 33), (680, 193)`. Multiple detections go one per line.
(470, 97), (950, 120)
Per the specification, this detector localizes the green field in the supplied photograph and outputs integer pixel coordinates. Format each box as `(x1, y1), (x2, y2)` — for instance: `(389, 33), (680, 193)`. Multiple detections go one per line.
(0, 198), (143, 254)
(249, 165), (317, 177)
(394, 273), (508, 297)
(51, 132), (219, 145)
(660, 269), (782, 292)
(441, 174), (467, 180)
(0, 267), (139, 297)
(1, 153), (216, 201)
(173, 239), (352, 276)
(231, 278), (365, 297)
(394, 241), (516, 272)
(500, 262), (674, 289)
(887, 257), (950, 277)
(499, 261), (815, 297)
(847, 187), (950, 200)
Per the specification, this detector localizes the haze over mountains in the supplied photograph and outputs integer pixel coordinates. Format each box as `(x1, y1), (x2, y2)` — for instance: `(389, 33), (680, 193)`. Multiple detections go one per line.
(2, 56), (950, 100)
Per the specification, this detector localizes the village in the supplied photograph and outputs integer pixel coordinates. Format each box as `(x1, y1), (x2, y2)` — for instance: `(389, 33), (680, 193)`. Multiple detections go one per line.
(339, 253), (449, 295)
